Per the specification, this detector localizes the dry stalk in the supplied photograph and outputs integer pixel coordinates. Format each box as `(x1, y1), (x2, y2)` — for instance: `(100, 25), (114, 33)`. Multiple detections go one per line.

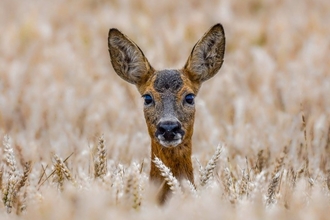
(111, 164), (125, 205)
(239, 169), (248, 198)
(200, 144), (223, 187)
(132, 183), (141, 209)
(326, 124), (330, 154)
(3, 135), (18, 177)
(303, 157), (310, 177)
(222, 165), (237, 203)
(15, 198), (23, 215)
(289, 166), (297, 189)
(94, 135), (107, 178)
(2, 135), (23, 214)
(16, 161), (32, 192)
(327, 170), (330, 191)
(266, 171), (281, 206)
(281, 169), (291, 209)
(15, 188), (27, 215)
(273, 146), (287, 176)
(297, 143), (303, 159)
(124, 163), (142, 210)
(255, 149), (265, 173)
(153, 156), (182, 195)
(54, 161), (64, 190)
(53, 154), (77, 188)
(300, 105), (309, 159)
(8, 161), (32, 215)
(320, 156), (327, 173)
(38, 164), (48, 185)
(296, 165), (305, 181)
(131, 177), (142, 209)
(222, 167), (231, 193)
(2, 176), (19, 214)
(2, 179), (12, 213)
(284, 166), (297, 209)
(0, 166), (3, 191)
(182, 180), (198, 198)
(266, 146), (288, 206)
(125, 174), (133, 205)
(38, 153), (73, 189)
(265, 146), (271, 168)
(239, 159), (250, 199)
(325, 125), (330, 149)
(15, 144), (25, 168)
(301, 109), (307, 146)
(194, 156), (203, 176)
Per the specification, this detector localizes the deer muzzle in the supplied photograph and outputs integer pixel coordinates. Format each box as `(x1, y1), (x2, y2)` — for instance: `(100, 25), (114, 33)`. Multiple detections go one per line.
(155, 119), (185, 147)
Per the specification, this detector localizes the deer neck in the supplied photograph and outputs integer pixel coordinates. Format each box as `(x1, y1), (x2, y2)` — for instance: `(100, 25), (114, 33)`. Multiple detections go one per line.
(150, 138), (194, 184)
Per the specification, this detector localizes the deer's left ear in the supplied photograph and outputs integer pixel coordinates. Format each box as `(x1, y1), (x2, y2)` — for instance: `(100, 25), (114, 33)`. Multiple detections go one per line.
(184, 23), (225, 83)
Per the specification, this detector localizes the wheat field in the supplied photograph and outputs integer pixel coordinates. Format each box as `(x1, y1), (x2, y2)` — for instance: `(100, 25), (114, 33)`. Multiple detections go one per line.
(1, 0), (330, 219)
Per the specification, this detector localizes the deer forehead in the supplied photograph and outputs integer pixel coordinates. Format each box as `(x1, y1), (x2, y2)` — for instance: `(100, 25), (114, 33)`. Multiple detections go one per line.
(144, 69), (197, 96)
(153, 69), (183, 93)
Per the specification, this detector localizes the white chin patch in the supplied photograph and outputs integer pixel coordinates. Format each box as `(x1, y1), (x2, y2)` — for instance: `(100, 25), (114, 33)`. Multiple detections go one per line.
(157, 133), (183, 148)
(159, 139), (182, 148)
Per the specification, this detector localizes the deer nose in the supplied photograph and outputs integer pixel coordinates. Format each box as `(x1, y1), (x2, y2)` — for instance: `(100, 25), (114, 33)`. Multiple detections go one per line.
(156, 121), (181, 141)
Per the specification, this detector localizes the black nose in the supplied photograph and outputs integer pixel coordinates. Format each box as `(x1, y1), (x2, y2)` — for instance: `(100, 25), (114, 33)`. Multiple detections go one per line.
(156, 121), (181, 141)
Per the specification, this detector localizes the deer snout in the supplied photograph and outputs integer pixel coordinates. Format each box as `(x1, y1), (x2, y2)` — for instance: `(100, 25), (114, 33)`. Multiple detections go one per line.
(157, 121), (181, 139)
(155, 120), (185, 147)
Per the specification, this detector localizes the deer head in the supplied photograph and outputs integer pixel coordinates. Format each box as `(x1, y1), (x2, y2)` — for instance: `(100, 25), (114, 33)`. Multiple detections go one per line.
(108, 24), (225, 148)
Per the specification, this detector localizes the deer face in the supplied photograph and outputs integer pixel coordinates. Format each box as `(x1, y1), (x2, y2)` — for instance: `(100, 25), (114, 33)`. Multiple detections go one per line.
(108, 24), (225, 148)
(141, 69), (199, 147)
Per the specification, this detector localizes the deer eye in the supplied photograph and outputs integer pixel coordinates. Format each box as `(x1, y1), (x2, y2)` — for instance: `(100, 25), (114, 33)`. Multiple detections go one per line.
(143, 94), (153, 105)
(185, 94), (195, 105)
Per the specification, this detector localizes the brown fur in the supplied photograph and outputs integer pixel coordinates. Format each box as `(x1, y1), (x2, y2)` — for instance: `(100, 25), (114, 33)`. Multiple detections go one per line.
(108, 24), (225, 204)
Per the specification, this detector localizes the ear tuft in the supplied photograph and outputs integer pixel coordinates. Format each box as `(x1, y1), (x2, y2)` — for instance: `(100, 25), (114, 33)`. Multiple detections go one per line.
(108, 29), (153, 85)
(184, 23), (226, 83)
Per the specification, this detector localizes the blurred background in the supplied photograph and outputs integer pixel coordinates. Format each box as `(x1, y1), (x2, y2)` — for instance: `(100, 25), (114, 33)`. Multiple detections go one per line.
(0, 0), (329, 164)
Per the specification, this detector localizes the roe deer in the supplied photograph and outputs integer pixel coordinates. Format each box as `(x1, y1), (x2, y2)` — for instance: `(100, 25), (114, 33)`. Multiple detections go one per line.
(108, 23), (225, 203)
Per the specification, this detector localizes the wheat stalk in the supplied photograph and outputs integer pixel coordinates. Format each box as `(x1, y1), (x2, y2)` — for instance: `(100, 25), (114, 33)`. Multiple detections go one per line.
(131, 167), (142, 210)
(273, 146), (287, 176)
(109, 164), (125, 205)
(16, 161), (32, 192)
(255, 149), (265, 173)
(2, 135), (23, 214)
(301, 105), (307, 148)
(8, 161), (32, 215)
(15, 187), (27, 215)
(53, 154), (77, 188)
(0, 166), (3, 191)
(182, 180), (198, 198)
(325, 123), (330, 153)
(222, 166), (237, 203)
(94, 135), (107, 178)
(2, 175), (19, 214)
(3, 135), (18, 177)
(124, 163), (142, 210)
(265, 146), (288, 206)
(200, 144), (223, 187)
(239, 162), (250, 199)
(266, 171), (281, 206)
(153, 156), (182, 195)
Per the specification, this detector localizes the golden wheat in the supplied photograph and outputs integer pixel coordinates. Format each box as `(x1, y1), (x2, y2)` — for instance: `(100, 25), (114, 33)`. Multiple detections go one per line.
(153, 156), (182, 195)
(1, 0), (330, 219)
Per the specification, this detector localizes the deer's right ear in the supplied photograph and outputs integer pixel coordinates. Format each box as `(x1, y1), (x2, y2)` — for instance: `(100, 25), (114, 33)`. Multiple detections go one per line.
(108, 29), (154, 86)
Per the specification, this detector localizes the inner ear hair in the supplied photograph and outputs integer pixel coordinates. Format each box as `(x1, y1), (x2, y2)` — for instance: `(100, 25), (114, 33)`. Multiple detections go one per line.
(184, 23), (226, 83)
